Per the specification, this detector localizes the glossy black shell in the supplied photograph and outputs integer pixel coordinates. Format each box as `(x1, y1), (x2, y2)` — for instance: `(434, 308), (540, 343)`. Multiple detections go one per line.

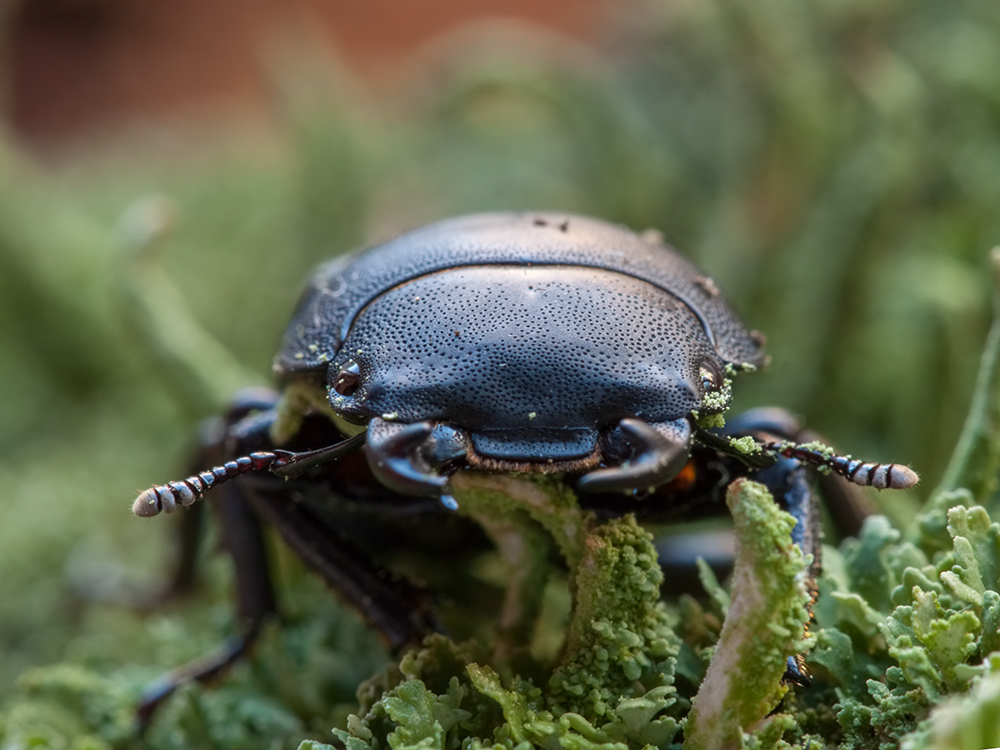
(275, 212), (765, 460)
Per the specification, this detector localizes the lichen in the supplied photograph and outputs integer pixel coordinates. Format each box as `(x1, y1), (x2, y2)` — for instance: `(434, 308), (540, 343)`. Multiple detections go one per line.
(812, 504), (1000, 750)
(694, 411), (727, 430)
(684, 479), (811, 750)
(322, 482), (685, 750)
(12, 456), (1000, 750)
(727, 435), (761, 455)
(700, 378), (734, 414)
(899, 654), (1000, 750)
(545, 518), (680, 723)
(0, 665), (135, 750)
(315, 474), (1000, 750)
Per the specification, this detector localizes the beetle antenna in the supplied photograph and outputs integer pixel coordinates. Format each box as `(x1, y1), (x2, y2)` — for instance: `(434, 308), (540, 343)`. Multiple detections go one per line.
(133, 452), (283, 517)
(761, 440), (919, 490)
(133, 433), (366, 517)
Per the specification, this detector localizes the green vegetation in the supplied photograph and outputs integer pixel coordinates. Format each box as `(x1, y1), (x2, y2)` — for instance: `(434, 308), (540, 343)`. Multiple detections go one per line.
(2, 0), (1000, 747)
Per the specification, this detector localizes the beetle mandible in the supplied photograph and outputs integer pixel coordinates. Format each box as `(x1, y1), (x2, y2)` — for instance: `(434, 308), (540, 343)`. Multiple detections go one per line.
(132, 212), (917, 720)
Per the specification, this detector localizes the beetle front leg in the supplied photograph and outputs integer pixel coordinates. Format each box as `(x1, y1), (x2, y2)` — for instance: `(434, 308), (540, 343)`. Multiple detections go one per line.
(133, 394), (441, 728)
(239, 478), (440, 653)
(744, 454), (819, 685)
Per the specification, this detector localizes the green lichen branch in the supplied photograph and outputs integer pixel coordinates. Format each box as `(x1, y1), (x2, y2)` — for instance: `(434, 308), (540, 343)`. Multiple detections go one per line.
(322, 476), (683, 750)
(900, 653), (1000, 750)
(816, 504), (1000, 749)
(324, 475), (818, 750)
(546, 518), (680, 725)
(931, 247), (1000, 507)
(684, 479), (811, 750)
(447, 473), (593, 663)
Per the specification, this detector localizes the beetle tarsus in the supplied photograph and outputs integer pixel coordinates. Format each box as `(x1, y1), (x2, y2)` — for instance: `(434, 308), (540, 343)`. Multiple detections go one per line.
(782, 655), (811, 687)
(136, 631), (255, 733)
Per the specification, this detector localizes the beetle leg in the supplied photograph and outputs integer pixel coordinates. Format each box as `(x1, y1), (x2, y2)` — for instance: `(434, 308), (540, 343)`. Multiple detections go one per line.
(136, 405), (440, 728)
(229, 416), (442, 648)
(365, 418), (470, 504)
(576, 417), (692, 494)
(138, 469), (439, 729)
(241, 479), (440, 652)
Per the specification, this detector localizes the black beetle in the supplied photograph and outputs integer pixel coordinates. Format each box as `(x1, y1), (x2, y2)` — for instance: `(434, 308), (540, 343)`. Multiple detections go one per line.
(132, 212), (917, 720)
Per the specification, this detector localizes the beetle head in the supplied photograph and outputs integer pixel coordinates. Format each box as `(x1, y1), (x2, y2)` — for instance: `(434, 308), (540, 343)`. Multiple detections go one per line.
(319, 265), (737, 499)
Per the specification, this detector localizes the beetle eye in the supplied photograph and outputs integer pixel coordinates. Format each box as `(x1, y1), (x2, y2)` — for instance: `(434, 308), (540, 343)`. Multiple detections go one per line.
(333, 361), (362, 397)
(699, 362), (722, 392)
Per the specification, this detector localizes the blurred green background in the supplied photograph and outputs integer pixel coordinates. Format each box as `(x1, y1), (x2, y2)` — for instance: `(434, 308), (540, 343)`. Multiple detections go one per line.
(0, 0), (998, 738)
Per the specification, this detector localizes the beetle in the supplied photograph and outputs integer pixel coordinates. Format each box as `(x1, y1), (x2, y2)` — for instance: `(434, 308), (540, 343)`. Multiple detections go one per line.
(132, 211), (917, 722)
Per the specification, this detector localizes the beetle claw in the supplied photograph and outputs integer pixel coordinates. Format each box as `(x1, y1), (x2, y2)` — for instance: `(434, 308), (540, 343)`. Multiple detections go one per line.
(577, 417), (693, 494)
(366, 418), (464, 498)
